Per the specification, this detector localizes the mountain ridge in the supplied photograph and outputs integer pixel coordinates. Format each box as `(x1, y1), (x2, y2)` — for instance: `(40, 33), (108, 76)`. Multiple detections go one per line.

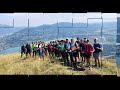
(0, 22), (117, 51)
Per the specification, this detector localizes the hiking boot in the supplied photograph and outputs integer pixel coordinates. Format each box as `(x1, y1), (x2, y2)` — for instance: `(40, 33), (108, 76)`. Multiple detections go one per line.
(98, 65), (101, 68)
(85, 64), (89, 67)
(89, 66), (92, 70)
(64, 62), (67, 66)
(73, 63), (77, 69)
(77, 62), (80, 66)
(73, 66), (78, 71)
(69, 63), (72, 67)
(67, 62), (70, 66)
(93, 64), (97, 67)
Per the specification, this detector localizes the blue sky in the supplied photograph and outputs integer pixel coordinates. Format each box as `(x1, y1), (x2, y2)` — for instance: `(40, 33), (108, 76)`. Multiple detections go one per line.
(0, 13), (117, 27)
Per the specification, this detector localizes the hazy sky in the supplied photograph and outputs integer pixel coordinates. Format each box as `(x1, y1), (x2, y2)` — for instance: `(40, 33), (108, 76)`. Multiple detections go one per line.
(0, 13), (117, 27)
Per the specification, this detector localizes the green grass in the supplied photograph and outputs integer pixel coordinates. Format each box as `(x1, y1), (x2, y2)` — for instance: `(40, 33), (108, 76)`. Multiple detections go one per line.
(0, 53), (117, 75)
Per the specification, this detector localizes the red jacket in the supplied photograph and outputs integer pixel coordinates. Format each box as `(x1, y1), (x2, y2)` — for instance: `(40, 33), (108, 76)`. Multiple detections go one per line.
(49, 45), (53, 52)
(85, 44), (93, 54)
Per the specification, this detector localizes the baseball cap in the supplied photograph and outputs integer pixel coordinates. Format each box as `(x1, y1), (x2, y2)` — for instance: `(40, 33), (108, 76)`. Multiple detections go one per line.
(94, 38), (98, 41)
(84, 38), (87, 42)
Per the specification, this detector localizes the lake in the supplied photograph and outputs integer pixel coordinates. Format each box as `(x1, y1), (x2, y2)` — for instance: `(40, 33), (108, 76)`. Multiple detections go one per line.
(0, 47), (20, 55)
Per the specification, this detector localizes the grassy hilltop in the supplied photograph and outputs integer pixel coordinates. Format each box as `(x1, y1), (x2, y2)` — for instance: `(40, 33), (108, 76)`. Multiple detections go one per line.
(0, 53), (118, 75)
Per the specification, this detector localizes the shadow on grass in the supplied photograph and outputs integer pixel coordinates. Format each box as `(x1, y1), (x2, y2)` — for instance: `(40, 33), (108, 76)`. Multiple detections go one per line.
(67, 67), (86, 71)
(60, 62), (86, 71)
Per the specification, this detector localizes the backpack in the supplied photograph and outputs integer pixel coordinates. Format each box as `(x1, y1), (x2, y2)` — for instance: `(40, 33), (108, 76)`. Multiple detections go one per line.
(21, 45), (26, 51)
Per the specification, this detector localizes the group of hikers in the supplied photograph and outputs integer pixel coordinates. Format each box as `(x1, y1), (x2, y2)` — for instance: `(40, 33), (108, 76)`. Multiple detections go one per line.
(21, 37), (103, 70)
(21, 41), (46, 60)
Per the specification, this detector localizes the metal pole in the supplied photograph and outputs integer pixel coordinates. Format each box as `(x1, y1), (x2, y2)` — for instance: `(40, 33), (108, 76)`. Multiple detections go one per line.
(42, 25), (45, 40)
(57, 19), (59, 40)
(101, 14), (103, 69)
(28, 18), (29, 42)
(57, 27), (59, 40)
(72, 17), (73, 75)
(13, 19), (14, 28)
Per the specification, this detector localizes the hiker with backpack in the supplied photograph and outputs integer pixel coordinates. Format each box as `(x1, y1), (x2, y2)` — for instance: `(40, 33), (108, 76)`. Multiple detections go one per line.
(26, 42), (32, 58)
(21, 43), (27, 58)
(93, 38), (102, 67)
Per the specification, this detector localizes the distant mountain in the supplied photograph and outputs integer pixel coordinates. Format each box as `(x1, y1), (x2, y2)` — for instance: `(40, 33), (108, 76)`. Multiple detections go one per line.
(0, 22), (117, 51)
(0, 24), (12, 27)
(0, 24), (25, 38)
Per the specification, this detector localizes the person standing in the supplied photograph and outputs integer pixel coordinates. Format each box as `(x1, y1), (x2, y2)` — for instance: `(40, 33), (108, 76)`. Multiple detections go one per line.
(93, 38), (102, 67)
(64, 38), (71, 66)
(85, 39), (94, 69)
(70, 39), (79, 70)
(26, 42), (32, 58)
(32, 42), (37, 58)
(21, 43), (27, 58)
(75, 37), (81, 61)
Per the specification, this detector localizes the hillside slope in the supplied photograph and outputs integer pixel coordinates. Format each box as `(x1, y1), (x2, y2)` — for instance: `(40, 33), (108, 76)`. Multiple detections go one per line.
(0, 22), (116, 51)
(0, 53), (117, 75)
